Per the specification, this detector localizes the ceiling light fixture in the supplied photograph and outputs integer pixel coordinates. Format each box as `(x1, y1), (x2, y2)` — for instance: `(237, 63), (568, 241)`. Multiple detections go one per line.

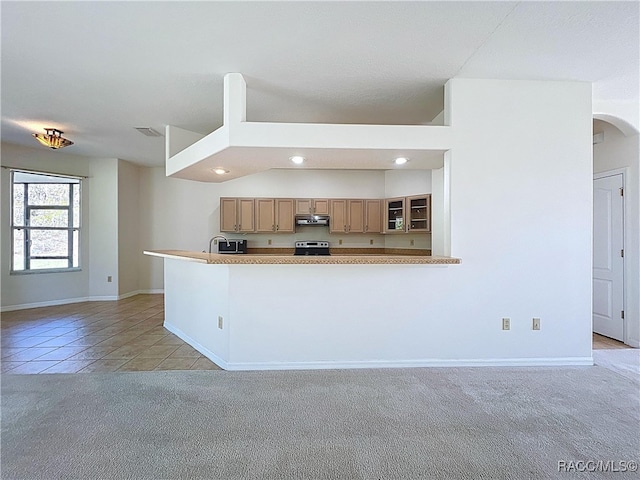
(32, 128), (74, 149)
(290, 156), (305, 165)
(394, 157), (408, 165)
(212, 168), (228, 175)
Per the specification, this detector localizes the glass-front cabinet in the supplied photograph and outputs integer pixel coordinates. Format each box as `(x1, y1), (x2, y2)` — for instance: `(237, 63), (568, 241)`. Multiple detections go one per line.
(384, 197), (406, 233)
(384, 194), (431, 233)
(407, 194), (431, 232)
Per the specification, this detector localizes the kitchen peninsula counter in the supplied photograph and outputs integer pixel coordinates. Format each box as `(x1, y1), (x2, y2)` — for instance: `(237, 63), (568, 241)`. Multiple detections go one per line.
(144, 249), (461, 265)
(145, 249), (461, 371)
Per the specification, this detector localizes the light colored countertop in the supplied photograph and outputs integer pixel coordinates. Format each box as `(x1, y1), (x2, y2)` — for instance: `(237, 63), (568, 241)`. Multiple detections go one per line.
(144, 250), (461, 265)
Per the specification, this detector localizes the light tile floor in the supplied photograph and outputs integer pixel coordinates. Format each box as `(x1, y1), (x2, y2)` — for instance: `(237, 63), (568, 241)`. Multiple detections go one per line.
(1, 295), (221, 374)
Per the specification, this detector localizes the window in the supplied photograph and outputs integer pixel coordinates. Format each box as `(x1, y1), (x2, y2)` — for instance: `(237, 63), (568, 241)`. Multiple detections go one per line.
(11, 170), (81, 272)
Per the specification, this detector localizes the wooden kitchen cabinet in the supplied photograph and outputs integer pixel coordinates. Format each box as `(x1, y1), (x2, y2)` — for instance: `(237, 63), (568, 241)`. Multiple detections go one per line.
(220, 197), (255, 233)
(275, 198), (295, 232)
(296, 198), (329, 215)
(255, 198), (295, 233)
(384, 197), (406, 233)
(364, 199), (382, 233)
(329, 199), (347, 233)
(407, 194), (431, 232)
(255, 199), (276, 233)
(329, 199), (364, 233)
(384, 195), (431, 233)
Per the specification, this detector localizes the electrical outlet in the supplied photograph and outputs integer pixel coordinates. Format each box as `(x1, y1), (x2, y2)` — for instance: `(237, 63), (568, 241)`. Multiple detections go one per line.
(532, 318), (541, 330)
(107, 276), (112, 283)
(410, 239), (415, 246)
(268, 239), (272, 245)
(370, 239), (374, 245)
(218, 316), (223, 329)
(213, 239), (218, 245)
(339, 239), (343, 245)
(502, 317), (510, 330)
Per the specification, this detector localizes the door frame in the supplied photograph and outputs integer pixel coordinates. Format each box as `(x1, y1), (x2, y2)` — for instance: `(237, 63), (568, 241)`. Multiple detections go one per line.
(593, 167), (627, 344)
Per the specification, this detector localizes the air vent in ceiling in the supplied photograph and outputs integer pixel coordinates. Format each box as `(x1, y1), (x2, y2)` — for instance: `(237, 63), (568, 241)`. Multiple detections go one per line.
(135, 127), (162, 137)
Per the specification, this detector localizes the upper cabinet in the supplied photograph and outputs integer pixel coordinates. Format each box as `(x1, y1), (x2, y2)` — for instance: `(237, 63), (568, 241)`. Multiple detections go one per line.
(384, 197), (406, 233)
(221, 195), (428, 235)
(275, 198), (295, 233)
(364, 199), (382, 234)
(407, 194), (431, 232)
(329, 199), (364, 233)
(220, 197), (255, 233)
(296, 199), (329, 215)
(384, 195), (431, 233)
(255, 198), (295, 233)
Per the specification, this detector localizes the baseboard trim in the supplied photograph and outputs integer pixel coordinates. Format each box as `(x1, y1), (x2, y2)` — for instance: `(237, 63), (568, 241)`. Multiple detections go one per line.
(1, 291), (164, 312)
(1, 296), (91, 312)
(117, 289), (164, 300)
(222, 357), (594, 371)
(145, 331), (594, 372)
(163, 322), (229, 370)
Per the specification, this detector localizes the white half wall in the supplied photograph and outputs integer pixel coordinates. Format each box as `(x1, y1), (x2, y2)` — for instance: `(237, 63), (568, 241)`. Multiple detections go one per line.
(593, 120), (640, 347)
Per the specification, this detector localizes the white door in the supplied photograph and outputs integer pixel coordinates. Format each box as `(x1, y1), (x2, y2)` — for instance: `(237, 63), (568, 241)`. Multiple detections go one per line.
(593, 174), (624, 341)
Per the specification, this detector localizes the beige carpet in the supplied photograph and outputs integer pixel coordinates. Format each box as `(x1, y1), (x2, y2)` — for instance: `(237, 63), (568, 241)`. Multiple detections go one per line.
(2, 366), (639, 479)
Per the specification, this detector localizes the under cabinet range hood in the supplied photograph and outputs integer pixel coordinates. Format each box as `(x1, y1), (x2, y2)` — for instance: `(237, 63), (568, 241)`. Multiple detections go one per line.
(295, 215), (330, 226)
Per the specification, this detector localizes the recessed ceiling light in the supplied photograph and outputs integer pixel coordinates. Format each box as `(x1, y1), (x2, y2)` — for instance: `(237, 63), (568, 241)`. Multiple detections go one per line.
(212, 168), (228, 175)
(290, 156), (305, 164)
(394, 157), (409, 165)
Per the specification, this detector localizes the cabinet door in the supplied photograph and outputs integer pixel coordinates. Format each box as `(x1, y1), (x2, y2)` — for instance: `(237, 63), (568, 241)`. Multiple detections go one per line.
(364, 199), (382, 233)
(295, 199), (313, 214)
(275, 199), (294, 233)
(220, 198), (238, 232)
(238, 198), (255, 232)
(329, 199), (347, 233)
(347, 200), (364, 233)
(384, 197), (406, 233)
(255, 199), (275, 233)
(407, 195), (431, 232)
(313, 199), (330, 215)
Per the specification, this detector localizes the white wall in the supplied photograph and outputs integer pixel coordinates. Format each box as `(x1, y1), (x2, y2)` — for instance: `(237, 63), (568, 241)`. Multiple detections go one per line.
(442, 78), (593, 361)
(118, 159), (141, 297)
(88, 158), (119, 299)
(593, 120), (640, 347)
(138, 167), (218, 291)
(384, 169), (432, 198)
(0, 143), (91, 308)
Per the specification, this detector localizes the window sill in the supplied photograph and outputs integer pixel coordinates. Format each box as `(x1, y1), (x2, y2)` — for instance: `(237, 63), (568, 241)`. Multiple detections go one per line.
(10, 268), (82, 276)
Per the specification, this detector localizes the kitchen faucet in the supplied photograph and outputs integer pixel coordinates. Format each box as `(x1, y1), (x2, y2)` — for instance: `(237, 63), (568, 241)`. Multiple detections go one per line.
(208, 235), (230, 253)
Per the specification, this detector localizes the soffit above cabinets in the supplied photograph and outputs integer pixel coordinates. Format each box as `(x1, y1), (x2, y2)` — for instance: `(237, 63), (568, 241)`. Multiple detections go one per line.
(166, 74), (452, 183)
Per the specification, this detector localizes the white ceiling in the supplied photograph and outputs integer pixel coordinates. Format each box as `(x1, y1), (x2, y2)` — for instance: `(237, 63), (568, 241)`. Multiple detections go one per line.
(2, 1), (638, 167)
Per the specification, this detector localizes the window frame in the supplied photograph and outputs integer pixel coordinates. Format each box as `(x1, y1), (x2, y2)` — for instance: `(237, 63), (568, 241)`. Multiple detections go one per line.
(10, 169), (82, 274)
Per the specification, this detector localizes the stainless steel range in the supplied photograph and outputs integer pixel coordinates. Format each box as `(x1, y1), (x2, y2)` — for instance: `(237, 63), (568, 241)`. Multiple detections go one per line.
(294, 241), (330, 256)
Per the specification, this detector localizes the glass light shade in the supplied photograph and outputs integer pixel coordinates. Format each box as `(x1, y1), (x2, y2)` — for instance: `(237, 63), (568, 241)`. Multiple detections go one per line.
(32, 128), (74, 149)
